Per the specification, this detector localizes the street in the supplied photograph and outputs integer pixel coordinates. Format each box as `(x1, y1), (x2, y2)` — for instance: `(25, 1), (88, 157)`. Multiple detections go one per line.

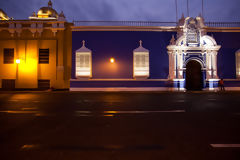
(0, 91), (240, 160)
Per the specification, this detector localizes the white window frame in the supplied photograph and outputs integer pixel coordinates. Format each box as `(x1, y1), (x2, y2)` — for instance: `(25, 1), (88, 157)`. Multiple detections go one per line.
(75, 52), (92, 78)
(133, 52), (149, 78)
(236, 50), (240, 79)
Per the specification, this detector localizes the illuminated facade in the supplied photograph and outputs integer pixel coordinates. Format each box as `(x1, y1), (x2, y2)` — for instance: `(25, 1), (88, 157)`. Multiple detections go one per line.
(71, 17), (240, 91)
(1, 1), (240, 91)
(167, 17), (221, 90)
(0, 1), (72, 90)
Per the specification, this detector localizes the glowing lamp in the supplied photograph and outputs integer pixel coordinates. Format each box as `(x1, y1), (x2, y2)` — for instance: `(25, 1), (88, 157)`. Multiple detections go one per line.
(16, 59), (20, 64)
(110, 58), (115, 63)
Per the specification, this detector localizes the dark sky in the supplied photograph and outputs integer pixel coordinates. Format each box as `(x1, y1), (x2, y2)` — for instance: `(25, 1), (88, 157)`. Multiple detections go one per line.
(1, 0), (240, 22)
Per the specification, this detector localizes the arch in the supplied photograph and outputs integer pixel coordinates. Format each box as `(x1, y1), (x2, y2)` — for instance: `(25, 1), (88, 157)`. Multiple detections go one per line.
(175, 35), (185, 46)
(235, 49), (240, 54)
(184, 57), (205, 69)
(185, 60), (203, 90)
(201, 35), (217, 46)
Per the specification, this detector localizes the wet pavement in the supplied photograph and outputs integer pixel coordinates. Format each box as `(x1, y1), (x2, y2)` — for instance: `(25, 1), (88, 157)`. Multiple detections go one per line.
(0, 91), (240, 160)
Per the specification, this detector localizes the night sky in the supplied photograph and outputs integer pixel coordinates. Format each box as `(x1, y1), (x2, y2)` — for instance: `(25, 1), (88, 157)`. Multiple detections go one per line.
(1, 0), (240, 22)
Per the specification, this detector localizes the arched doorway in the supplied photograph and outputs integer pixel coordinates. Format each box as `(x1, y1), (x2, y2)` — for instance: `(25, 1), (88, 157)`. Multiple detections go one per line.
(185, 60), (203, 90)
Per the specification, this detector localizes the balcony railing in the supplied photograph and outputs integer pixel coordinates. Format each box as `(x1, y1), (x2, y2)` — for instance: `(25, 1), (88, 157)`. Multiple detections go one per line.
(73, 21), (177, 27)
(205, 22), (240, 27)
(73, 20), (240, 28)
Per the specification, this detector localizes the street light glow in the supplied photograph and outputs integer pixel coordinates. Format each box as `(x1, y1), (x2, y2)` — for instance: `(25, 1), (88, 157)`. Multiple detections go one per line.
(16, 59), (20, 64)
(110, 58), (115, 63)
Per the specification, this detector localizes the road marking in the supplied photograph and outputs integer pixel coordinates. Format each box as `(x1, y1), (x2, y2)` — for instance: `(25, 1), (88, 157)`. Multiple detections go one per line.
(75, 111), (92, 114)
(22, 107), (38, 110)
(75, 110), (185, 117)
(0, 110), (39, 114)
(76, 114), (93, 117)
(75, 111), (93, 117)
(8, 100), (40, 103)
(176, 100), (185, 103)
(103, 110), (185, 114)
(21, 144), (40, 150)
(103, 114), (115, 117)
(210, 144), (240, 148)
(208, 99), (217, 101)
(8, 100), (19, 102)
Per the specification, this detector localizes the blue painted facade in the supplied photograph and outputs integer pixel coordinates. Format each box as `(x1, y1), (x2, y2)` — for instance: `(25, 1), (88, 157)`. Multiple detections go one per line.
(209, 32), (240, 79)
(71, 28), (240, 90)
(72, 31), (175, 79)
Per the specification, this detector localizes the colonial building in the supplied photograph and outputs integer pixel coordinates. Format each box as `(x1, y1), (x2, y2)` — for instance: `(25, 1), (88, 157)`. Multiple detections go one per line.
(70, 16), (240, 91)
(0, 1), (72, 90)
(1, 1), (240, 91)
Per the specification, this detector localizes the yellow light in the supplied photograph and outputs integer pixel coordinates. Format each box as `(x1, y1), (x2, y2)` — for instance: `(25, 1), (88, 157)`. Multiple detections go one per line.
(110, 58), (115, 63)
(16, 59), (20, 64)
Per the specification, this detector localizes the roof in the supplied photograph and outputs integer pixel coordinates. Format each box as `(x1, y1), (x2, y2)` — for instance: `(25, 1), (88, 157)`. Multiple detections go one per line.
(37, 7), (58, 18)
(0, 9), (9, 20)
(133, 40), (149, 52)
(76, 40), (92, 52)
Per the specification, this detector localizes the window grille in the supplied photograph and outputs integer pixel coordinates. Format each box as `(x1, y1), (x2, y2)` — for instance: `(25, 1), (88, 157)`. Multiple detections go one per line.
(38, 80), (50, 89)
(2, 79), (15, 89)
(76, 53), (91, 77)
(39, 49), (49, 64)
(133, 53), (149, 77)
(3, 48), (14, 64)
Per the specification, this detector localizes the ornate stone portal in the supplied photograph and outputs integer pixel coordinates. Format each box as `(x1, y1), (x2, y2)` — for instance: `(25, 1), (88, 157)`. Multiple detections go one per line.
(167, 17), (221, 90)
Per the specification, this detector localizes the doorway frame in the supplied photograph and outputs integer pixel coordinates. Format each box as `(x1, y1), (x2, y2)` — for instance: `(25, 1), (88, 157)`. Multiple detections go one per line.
(185, 59), (204, 90)
(167, 17), (221, 90)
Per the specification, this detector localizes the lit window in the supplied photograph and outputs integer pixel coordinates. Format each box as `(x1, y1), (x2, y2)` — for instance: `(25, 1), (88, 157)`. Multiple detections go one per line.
(134, 53), (149, 77)
(236, 49), (240, 78)
(133, 40), (149, 78)
(39, 49), (49, 64)
(76, 53), (91, 77)
(3, 48), (14, 64)
(75, 40), (92, 78)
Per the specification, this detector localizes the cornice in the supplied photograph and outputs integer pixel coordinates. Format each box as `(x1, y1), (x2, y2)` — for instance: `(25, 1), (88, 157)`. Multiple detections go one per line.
(71, 26), (178, 32)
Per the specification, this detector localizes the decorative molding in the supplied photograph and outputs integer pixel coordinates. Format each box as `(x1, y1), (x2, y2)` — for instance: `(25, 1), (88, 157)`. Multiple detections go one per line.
(167, 17), (221, 89)
(0, 20), (66, 37)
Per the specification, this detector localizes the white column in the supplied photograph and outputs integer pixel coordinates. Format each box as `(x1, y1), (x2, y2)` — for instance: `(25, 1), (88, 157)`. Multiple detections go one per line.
(212, 51), (218, 79)
(177, 51), (183, 79)
(173, 51), (177, 79)
(168, 50), (176, 79)
(206, 50), (212, 79)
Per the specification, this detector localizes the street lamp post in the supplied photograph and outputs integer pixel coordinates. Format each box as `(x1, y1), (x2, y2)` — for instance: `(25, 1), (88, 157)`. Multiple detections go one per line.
(16, 59), (20, 80)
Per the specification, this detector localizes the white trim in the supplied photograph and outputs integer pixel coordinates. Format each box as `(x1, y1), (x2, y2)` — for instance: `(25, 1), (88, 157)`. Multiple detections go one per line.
(70, 87), (175, 92)
(173, 79), (185, 81)
(70, 79), (168, 81)
(207, 79), (219, 81)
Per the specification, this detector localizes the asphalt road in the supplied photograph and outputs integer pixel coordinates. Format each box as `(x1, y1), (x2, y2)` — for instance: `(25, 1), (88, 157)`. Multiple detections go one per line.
(0, 91), (240, 160)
